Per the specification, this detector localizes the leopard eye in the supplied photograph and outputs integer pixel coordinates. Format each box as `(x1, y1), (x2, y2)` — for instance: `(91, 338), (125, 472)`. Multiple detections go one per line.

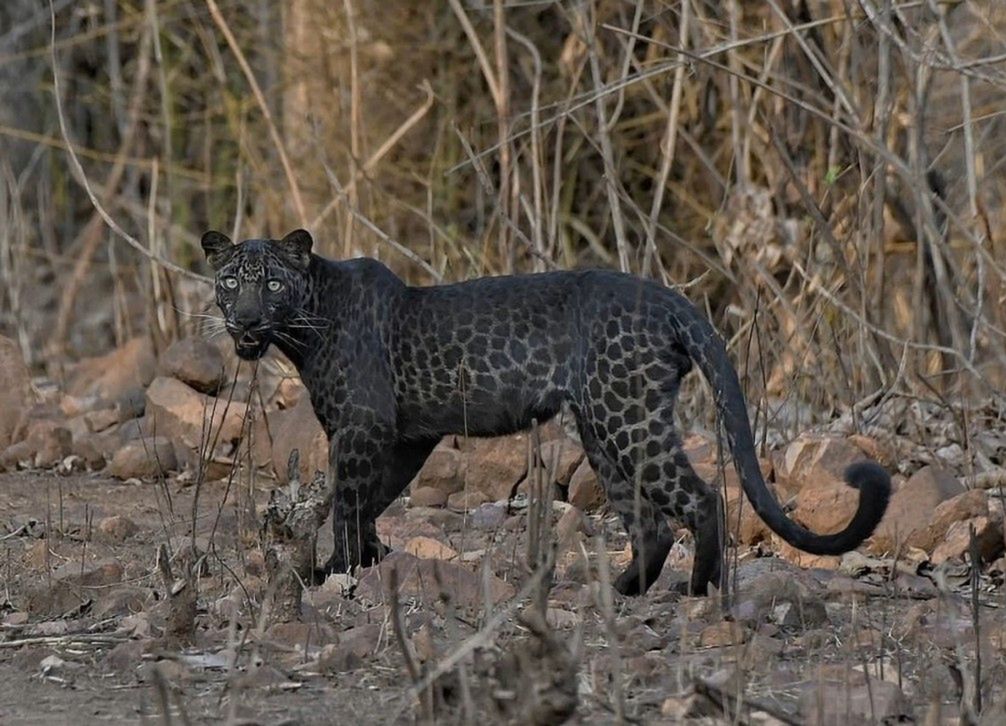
(267, 279), (284, 293)
(222, 276), (238, 290)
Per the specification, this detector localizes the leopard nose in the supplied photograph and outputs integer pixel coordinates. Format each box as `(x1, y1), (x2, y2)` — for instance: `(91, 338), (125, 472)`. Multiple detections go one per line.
(234, 310), (263, 331)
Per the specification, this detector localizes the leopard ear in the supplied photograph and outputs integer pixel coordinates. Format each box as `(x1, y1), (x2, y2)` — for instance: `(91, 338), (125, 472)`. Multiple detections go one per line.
(201, 230), (233, 270)
(276, 229), (313, 271)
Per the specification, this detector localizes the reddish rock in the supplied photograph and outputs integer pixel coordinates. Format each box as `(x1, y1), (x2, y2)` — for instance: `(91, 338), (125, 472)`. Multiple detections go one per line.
(403, 536), (457, 560)
(317, 624), (382, 672)
(556, 505), (592, 546)
(538, 439), (584, 486)
(19, 420), (73, 469)
(907, 489), (990, 553)
(410, 445), (463, 496)
(871, 466), (966, 553)
(567, 459), (605, 511)
(699, 621), (748, 647)
(145, 376), (248, 468)
(0, 440), (32, 470)
(793, 475), (861, 536)
(108, 437), (177, 479)
(686, 431), (772, 491)
(83, 407), (119, 434)
(462, 434), (529, 501)
(447, 488), (491, 512)
(931, 516), (1004, 565)
(775, 539), (841, 570)
(67, 336), (156, 402)
(0, 335), (34, 450)
(97, 515), (140, 542)
(409, 486), (449, 508)
(775, 436), (870, 500)
(157, 337), (226, 394)
(357, 551), (513, 609)
(268, 395), (327, 483)
(724, 487), (770, 545)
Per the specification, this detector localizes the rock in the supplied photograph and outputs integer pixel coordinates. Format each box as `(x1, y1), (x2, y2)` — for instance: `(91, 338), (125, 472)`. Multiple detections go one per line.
(97, 515), (140, 542)
(771, 599), (828, 629)
(556, 506), (592, 546)
(26, 560), (124, 615)
(468, 501), (508, 528)
(22, 421), (73, 469)
(871, 466), (966, 553)
(0, 335), (34, 450)
(145, 377), (247, 468)
(538, 439), (584, 486)
(800, 679), (911, 725)
(447, 488), (491, 512)
(462, 434), (529, 501)
(67, 336), (156, 402)
(687, 431), (772, 490)
(108, 437), (177, 479)
(72, 435), (107, 470)
(403, 506), (465, 533)
(723, 486), (770, 545)
(776, 436), (871, 500)
(115, 386), (147, 422)
(0, 440), (33, 470)
(83, 407), (119, 434)
(931, 516), (1004, 565)
(157, 337), (226, 394)
(409, 486), (449, 508)
(699, 621), (748, 647)
(905, 488), (990, 553)
(357, 551), (514, 609)
(410, 444), (463, 496)
(403, 536), (457, 560)
(317, 624), (382, 672)
(732, 559), (828, 625)
(774, 539), (841, 570)
(268, 395), (327, 483)
(567, 459), (604, 511)
(784, 438), (874, 535)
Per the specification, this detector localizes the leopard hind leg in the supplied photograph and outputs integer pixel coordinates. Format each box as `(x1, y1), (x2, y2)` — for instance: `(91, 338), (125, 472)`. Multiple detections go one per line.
(631, 432), (723, 596)
(576, 423), (675, 596)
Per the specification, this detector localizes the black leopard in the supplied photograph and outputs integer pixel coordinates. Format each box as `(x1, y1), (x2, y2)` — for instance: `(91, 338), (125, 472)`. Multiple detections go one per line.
(202, 228), (891, 596)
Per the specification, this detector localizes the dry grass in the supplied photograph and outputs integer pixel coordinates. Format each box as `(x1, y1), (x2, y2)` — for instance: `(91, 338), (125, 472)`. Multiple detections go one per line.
(1, 2), (1003, 423)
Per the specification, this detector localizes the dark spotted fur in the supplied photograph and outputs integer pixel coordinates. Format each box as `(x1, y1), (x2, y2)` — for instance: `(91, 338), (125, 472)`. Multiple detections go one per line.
(203, 229), (891, 596)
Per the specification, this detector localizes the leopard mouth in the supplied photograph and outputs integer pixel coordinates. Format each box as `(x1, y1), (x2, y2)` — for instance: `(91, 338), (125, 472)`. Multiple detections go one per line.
(233, 331), (271, 360)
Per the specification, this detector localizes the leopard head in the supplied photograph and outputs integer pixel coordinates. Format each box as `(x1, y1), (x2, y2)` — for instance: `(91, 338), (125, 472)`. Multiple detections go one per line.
(201, 229), (314, 360)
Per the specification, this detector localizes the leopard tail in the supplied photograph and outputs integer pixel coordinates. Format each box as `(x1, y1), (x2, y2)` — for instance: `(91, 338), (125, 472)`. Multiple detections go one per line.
(674, 304), (891, 555)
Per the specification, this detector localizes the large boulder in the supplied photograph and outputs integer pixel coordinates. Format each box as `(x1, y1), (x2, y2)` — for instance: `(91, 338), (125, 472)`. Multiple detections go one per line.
(145, 376), (247, 468)
(108, 437), (178, 480)
(156, 337), (226, 394)
(461, 434), (530, 501)
(870, 466), (966, 553)
(0, 335), (34, 450)
(268, 394), (328, 482)
(66, 336), (156, 402)
(409, 443), (464, 499)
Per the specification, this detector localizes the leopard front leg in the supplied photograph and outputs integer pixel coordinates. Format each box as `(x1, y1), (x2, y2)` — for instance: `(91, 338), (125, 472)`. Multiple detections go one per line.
(321, 421), (395, 576)
(319, 428), (439, 577)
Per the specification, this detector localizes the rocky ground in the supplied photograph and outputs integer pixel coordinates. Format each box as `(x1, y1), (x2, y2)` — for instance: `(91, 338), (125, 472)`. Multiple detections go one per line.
(3, 333), (1006, 724)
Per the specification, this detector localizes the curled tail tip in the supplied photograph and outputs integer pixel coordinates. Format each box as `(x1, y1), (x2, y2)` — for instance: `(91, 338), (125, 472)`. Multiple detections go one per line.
(844, 460), (892, 497)
(843, 460), (892, 543)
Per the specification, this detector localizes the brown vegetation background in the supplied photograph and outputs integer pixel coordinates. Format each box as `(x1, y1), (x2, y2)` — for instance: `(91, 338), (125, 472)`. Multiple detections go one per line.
(3, 0), (1006, 425)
